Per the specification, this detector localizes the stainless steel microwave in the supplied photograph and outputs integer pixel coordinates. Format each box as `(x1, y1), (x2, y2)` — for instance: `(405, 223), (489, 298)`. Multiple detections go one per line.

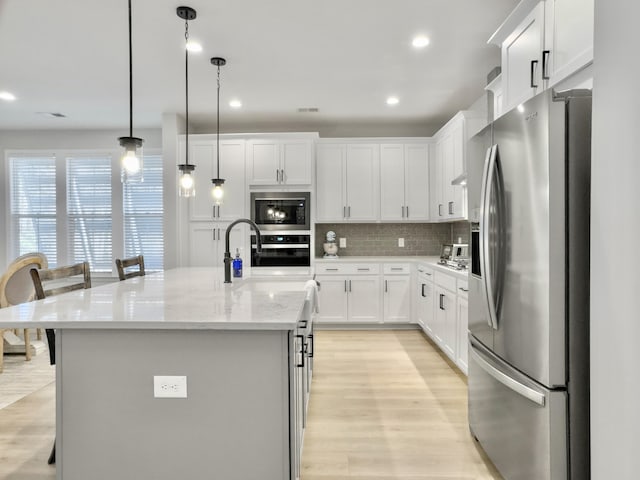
(250, 192), (311, 231)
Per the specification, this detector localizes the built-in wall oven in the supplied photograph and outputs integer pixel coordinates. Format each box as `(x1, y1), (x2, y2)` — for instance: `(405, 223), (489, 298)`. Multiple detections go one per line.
(250, 192), (310, 231)
(251, 234), (311, 267)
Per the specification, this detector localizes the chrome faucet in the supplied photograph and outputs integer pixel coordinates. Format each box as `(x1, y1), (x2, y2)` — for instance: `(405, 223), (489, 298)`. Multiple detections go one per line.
(224, 218), (262, 283)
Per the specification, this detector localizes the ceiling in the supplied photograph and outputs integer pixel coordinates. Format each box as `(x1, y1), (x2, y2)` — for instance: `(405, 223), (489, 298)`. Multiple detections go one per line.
(0, 0), (517, 135)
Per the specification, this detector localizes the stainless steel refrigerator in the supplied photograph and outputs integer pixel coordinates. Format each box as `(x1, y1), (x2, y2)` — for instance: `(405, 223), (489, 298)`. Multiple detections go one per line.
(466, 89), (591, 480)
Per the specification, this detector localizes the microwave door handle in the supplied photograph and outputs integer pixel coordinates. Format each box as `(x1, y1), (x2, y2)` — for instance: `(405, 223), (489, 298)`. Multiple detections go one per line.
(480, 145), (499, 330)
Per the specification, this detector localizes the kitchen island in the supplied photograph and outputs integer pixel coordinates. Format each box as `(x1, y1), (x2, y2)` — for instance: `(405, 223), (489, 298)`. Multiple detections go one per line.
(0, 268), (314, 480)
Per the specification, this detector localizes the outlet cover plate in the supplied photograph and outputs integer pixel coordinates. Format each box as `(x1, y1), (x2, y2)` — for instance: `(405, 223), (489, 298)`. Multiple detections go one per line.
(339, 237), (347, 248)
(398, 238), (405, 247)
(154, 375), (187, 398)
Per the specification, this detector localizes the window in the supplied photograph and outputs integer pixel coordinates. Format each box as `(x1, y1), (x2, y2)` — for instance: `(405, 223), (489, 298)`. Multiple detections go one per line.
(7, 151), (164, 274)
(123, 154), (164, 271)
(9, 156), (58, 266)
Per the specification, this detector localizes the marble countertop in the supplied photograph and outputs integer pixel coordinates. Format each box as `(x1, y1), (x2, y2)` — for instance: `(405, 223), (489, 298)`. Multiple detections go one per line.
(314, 255), (469, 279)
(0, 268), (311, 331)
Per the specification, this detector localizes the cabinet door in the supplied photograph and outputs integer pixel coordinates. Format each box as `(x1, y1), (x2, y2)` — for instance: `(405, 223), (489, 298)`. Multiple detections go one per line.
(281, 141), (312, 185)
(217, 140), (246, 220)
(379, 144), (406, 221)
(345, 144), (379, 221)
(188, 223), (220, 267)
(316, 277), (348, 322)
(430, 142), (445, 220)
(456, 296), (469, 375)
(544, 0), (594, 86)
(247, 140), (280, 185)
(348, 276), (381, 322)
(404, 144), (430, 221)
(316, 145), (346, 222)
(502, 2), (545, 112)
(383, 276), (411, 323)
(449, 124), (466, 219)
(442, 132), (457, 219)
(183, 140), (215, 221)
(420, 280), (436, 339)
(436, 287), (457, 361)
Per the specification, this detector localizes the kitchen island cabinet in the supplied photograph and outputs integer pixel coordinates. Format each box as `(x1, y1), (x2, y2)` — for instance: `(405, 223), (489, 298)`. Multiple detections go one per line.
(0, 269), (314, 480)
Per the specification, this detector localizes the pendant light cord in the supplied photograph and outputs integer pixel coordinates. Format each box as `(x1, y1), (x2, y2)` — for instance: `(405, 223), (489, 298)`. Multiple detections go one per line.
(216, 64), (221, 178)
(185, 19), (190, 166)
(128, 0), (133, 138)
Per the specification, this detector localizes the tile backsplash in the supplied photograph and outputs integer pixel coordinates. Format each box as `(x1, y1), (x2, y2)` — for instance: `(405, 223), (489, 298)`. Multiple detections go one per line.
(452, 221), (470, 244)
(315, 223), (456, 257)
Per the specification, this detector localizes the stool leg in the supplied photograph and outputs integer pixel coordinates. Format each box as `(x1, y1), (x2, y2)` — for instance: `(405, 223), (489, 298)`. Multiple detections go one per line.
(47, 440), (55, 465)
(24, 329), (32, 362)
(37, 328), (43, 341)
(0, 329), (4, 373)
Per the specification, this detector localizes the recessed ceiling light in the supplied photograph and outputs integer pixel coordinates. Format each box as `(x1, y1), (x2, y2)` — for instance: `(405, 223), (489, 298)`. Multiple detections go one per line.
(412, 36), (430, 48)
(386, 96), (399, 106)
(229, 100), (242, 108)
(0, 91), (16, 101)
(186, 41), (202, 53)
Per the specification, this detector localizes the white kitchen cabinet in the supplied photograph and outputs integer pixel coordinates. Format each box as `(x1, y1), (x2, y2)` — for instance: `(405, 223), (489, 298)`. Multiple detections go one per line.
(416, 265), (435, 336)
(188, 222), (246, 268)
(456, 285), (469, 375)
(380, 144), (430, 221)
(501, 1), (545, 112)
(543, 0), (594, 87)
(316, 277), (349, 322)
(348, 276), (382, 322)
(434, 285), (457, 362)
(179, 138), (246, 222)
(383, 275), (411, 323)
(316, 143), (379, 222)
(431, 113), (483, 221)
(247, 139), (313, 186)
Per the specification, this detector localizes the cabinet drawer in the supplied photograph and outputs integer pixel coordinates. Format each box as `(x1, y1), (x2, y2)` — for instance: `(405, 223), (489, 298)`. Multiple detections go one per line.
(457, 278), (469, 298)
(315, 263), (379, 275)
(416, 264), (435, 278)
(383, 263), (411, 275)
(434, 271), (457, 292)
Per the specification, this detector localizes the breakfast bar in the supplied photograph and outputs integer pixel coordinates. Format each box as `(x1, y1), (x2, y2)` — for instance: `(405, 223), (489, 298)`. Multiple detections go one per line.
(0, 268), (314, 480)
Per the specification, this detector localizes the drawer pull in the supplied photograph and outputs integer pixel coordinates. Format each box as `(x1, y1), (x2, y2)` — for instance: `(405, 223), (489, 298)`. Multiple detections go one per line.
(459, 287), (469, 292)
(391, 267), (403, 271)
(325, 268), (339, 271)
(357, 268), (370, 271)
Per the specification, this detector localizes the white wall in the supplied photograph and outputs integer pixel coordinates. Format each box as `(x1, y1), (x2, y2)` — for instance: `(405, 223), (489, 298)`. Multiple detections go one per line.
(591, 1), (640, 478)
(0, 128), (162, 271)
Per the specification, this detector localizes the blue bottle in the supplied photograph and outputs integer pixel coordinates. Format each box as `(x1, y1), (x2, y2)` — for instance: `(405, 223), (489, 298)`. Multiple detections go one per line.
(232, 249), (243, 278)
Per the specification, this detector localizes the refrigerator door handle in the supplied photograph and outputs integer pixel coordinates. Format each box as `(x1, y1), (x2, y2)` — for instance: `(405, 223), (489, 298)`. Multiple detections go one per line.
(479, 145), (499, 330)
(470, 345), (546, 407)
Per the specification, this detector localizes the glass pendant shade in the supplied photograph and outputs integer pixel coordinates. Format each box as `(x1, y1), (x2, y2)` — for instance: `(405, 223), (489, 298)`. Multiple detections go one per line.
(178, 164), (196, 197)
(211, 178), (225, 205)
(119, 136), (144, 183)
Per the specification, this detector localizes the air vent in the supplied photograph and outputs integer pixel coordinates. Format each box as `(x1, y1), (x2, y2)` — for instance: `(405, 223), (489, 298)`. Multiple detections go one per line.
(37, 112), (67, 118)
(297, 107), (319, 113)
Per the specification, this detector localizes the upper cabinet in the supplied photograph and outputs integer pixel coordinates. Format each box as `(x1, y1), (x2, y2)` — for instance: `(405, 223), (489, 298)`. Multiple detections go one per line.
(178, 137), (246, 222)
(316, 143), (380, 222)
(431, 113), (485, 222)
(247, 138), (313, 186)
(491, 0), (594, 115)
(543, 0), (594, 87)
(379, 144), (430, 221)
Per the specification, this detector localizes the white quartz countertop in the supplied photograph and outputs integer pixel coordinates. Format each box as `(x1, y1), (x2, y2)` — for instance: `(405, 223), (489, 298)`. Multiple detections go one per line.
(0, 268), (312, 331)
(314, 256), (469, 279)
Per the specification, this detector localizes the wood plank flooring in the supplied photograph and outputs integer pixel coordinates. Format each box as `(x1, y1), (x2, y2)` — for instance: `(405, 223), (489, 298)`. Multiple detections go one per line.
(0, 330), (501, 480)
(301, 330), (502, 480)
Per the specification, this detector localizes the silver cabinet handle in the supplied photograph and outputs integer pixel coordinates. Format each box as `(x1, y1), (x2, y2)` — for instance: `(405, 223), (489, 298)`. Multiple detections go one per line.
(425, 272), (432, 276)
(349, 280), (352, 292)
(212, 229), (216, 241)
(347, 206), (351, 218)
(217, 205), (221, 217)
(406, 205), (409, 218)
(280, 169), (285, 183)
(401, 206), (405, 218)
(357, 268), (369, 272)
(343, 206), (346, 219)
(439, 293), (445, 310)
(385, 280), (388, 293)
(344, 280), (347, 292)
(217, 228), (221, 241)
(448, 201), (454, 215)
(459, 287), (469, 292)
(438, 204), (443, 216)
(325, 268), (339, 271)
(391, 267), (403, 271)
(213, 206), (216, 218)
(470, 346), (545, 406)
(276, 169), (280, 183)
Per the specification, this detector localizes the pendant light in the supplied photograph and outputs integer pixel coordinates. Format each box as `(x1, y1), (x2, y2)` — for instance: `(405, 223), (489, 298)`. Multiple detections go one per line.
(176, 6), (197, 197)
(210, 57), (226, 205)
(119, 0), (144, 184)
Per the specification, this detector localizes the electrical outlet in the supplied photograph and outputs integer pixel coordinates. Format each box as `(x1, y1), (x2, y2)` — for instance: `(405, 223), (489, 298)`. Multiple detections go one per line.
(398, 238), (405, 247)
(154, 375), (187, 398)
(339, 237), (347, 248)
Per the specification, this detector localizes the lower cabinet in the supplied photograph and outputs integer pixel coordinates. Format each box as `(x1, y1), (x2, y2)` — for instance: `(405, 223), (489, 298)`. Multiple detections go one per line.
(383, 275), (411, 322)
(434, 285), (457, 362)
(456, 294), (469, 375)
(316, 275), (381, 323)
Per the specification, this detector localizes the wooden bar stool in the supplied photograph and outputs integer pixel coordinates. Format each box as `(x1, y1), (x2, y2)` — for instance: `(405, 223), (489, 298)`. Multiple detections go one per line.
(115, 255), (145, 281)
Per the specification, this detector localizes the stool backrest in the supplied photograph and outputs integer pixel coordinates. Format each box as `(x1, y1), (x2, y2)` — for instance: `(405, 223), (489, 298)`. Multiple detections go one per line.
(30, 262), (91, 300)
(115, 255), (145, 281)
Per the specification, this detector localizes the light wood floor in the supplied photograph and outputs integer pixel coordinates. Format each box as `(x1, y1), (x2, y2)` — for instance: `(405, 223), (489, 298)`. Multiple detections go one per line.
(0, 330), (501, 480)
(301, 330), (502, 480)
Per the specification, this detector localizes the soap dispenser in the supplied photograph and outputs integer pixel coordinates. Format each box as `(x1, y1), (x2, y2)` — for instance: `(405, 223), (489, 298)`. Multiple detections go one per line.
(232, 248), (243, 278)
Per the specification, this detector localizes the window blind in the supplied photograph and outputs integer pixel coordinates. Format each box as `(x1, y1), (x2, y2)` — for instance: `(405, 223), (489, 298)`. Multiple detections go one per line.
(9, 156), (58, 266)
(66, 156), (113, 272)
(123, 154), (164, 271)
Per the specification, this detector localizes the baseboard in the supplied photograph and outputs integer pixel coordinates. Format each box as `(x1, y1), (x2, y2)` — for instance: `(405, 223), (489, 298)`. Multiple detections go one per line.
(314, 323), (420, 331)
